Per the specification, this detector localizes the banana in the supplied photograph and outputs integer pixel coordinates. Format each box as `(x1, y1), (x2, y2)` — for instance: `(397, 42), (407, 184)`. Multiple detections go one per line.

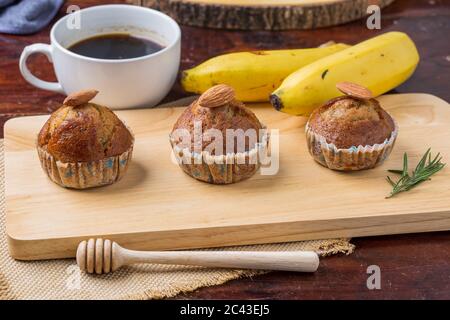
(270, 32), (420, 116)
(181, 43), (350, 102)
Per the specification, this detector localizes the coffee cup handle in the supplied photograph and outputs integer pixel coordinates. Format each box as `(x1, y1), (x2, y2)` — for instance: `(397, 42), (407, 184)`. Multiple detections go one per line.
(19, 44), (65, 94)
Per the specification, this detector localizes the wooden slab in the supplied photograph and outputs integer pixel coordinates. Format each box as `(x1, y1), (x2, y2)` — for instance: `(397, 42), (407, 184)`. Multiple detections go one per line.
(138, 0), (395, 30)
(5, 93), (450, 260)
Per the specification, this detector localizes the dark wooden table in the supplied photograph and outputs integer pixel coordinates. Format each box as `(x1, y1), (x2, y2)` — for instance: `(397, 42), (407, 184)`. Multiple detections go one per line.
(1, 0), (449, 299)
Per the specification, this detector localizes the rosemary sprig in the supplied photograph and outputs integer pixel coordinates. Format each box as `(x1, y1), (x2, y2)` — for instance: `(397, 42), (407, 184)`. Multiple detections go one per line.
(386, 148), (446, 198)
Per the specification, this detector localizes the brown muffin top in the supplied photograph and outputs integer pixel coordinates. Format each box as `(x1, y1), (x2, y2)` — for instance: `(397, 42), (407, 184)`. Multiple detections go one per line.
(38, 90), (133, 163)
(171, 85), (263, 155)
(308, 84), (395, 149)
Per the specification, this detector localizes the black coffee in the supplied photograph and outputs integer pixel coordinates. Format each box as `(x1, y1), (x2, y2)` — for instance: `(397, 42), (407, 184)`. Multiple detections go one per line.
(67, 33), (164, 60)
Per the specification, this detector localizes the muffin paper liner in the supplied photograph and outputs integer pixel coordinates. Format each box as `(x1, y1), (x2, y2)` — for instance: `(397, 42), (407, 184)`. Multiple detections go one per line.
(169, 127), (270, 184)
(305, 120), (398, 171)
(37, 123), (134, 190)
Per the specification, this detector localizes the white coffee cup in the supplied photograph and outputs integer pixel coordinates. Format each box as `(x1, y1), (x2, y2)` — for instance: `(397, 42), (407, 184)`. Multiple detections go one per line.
(19, 5), (181, 109)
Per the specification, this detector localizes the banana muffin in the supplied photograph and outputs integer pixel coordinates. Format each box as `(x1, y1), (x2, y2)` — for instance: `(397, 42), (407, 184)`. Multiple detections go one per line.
(306, 82), (397, 171)
(170, 84), (269, 184)
(37, 89), (134, 189)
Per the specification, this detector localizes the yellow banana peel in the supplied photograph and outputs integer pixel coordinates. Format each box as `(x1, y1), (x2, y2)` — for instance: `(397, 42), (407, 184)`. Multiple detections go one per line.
(181, 43), (350, 102)
(270, 32), (420, 116)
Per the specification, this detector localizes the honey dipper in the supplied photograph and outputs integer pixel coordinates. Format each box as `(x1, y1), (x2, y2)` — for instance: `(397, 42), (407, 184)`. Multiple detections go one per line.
(76, 238), (320, 274)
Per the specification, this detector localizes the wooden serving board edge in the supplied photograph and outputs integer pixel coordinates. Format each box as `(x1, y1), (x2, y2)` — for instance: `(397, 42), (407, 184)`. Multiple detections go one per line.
(8, 209), (450, 260)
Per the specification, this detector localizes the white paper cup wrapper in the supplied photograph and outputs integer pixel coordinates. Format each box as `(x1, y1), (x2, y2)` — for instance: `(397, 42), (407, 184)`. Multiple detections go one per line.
(37, 143), (134, 189)
(305, 121), (398, 171)
(169, 127), (270, 184)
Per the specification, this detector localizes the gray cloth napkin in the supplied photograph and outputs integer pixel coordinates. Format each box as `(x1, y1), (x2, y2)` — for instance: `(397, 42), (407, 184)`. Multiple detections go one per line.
(0, 0), (64, 35)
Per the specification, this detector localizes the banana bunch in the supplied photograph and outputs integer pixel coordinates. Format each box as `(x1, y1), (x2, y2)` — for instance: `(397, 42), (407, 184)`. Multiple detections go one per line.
(182, 43), (349, 102)
(182, 32), (419, 116)
(271, 32), (420, 116)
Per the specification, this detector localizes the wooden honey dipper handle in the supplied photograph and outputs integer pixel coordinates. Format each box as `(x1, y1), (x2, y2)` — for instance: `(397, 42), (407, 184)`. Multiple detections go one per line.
(76, 239), (320, 274)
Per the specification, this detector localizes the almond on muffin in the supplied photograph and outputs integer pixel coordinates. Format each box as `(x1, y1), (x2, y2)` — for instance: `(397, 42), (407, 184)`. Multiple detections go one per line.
(37, 89), (134, 189)
(305, 82), (398, 171)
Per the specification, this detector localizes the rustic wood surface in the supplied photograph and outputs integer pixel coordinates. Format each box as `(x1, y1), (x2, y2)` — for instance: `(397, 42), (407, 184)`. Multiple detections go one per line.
(0, 0), (449, 299)
(140, 0), (395, 30)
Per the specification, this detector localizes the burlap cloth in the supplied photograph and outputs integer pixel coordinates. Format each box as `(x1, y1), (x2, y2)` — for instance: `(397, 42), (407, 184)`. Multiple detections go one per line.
(0, 138), (354, 300)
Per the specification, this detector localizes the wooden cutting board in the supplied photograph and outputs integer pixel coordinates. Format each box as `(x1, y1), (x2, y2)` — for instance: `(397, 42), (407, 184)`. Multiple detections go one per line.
(138, 0), (395, 30)
(5, 93), (450, 260)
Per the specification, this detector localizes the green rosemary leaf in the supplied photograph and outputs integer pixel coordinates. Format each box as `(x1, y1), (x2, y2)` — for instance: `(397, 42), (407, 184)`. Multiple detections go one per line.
(402, 152), (408, 177)
(414, 148), (430, 174)
(386, 176), (396, 187)
(387, 169), (404, 175)
(386, 149), (445, 198)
